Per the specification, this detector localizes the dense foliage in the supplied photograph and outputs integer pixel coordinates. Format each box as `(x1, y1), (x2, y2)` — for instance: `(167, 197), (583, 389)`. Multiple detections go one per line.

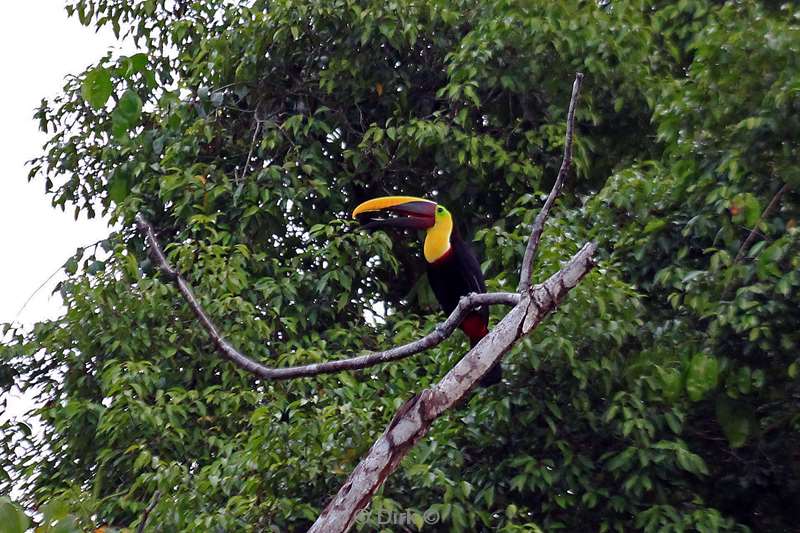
(2, 1), (799, 531)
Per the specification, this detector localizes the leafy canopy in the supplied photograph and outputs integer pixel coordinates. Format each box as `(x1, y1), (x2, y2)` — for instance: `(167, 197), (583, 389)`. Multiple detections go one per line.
(1, 1), (799, 532)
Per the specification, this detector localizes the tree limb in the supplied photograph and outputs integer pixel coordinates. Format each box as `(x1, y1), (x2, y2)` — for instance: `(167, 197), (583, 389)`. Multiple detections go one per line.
(518, 73), (584, 293)
(134, 213), (518, 380)
(135, 490), (161, 533)
(309, 242), (596, 533)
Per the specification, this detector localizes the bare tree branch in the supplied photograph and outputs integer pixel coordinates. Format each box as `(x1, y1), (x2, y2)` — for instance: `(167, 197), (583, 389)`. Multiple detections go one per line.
(235, 120), (261, 191)
(136, 490), (161, 533)
(518, 72), (584, 293)
(309, 242), (596, 533)
(134, 213), (519, 380)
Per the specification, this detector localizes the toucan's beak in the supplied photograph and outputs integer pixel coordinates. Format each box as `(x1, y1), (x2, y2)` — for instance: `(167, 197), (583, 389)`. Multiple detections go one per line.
(352, 196), (437, 230)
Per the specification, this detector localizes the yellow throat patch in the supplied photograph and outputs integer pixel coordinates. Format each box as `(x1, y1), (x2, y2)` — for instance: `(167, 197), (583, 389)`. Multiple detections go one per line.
(424, 205), (453, 263)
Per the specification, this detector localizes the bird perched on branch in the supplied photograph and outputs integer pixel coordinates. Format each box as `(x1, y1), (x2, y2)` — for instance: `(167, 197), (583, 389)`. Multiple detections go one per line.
(352, 196), (501, 387)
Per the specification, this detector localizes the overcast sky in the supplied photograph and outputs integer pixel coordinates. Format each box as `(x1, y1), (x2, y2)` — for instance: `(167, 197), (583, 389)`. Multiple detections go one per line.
(0, 3), (129, 327)
(0, 3), (134, 421)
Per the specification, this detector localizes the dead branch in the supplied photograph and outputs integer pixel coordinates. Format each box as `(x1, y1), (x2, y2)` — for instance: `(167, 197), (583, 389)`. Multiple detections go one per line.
(135, 213), (518, 380)
(518, 73), (584, 293)
(308, 243), (595, 533)
(732, 182), (791, 265)
(722, 182), (791, 299)
(135, 490), (161, 533)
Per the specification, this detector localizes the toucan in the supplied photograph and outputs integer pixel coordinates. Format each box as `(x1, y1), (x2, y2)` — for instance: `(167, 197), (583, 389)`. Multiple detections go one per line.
(352, 196), (501, 386)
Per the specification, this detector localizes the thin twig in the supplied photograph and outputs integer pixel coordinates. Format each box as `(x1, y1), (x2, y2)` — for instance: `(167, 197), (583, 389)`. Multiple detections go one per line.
(134, 213), (519, 379)
(236, 120), (262, 185)
(14, 238), (106, 321)
(13, 265), (64, 321)
(136, 490), (161, 533)
(722, 182), (791, 299)
(518, 72), (584, 293)
(733, 182), (791, 265)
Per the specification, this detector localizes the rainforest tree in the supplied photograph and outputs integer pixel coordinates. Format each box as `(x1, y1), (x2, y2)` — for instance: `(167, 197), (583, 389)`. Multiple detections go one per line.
(1, 1), (798, 531)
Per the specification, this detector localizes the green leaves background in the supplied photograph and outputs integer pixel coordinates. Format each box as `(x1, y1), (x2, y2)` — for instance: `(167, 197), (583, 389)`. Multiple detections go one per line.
(1, 1), (798, 531)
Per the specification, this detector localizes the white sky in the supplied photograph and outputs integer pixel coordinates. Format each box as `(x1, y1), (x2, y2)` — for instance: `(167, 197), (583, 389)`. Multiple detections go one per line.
(0, 3), (133, 426)
(0, 3), (127, 327)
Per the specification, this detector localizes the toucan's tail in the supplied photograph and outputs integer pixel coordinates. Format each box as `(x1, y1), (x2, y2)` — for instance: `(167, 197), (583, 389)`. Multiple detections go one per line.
(480, 361), (503, 387)
(469, 334), (502, 387)
(463, 313), (502, 387)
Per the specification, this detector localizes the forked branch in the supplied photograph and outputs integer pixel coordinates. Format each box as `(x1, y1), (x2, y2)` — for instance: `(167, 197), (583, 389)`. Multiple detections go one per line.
(308, 242), (595, 533)
(135, 73), (593, 533)
(135, 213), (518, 380)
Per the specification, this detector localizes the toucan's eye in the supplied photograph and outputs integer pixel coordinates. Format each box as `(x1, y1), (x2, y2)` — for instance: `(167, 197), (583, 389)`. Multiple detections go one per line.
(437, 206), (444, 213)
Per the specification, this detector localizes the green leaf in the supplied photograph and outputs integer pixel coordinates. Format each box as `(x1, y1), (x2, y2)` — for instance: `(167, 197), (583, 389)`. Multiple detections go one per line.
(676, 448), (709, 475)
(686, 353), (719, 401)
(64, 256), (79, 275)
(110, 90), (143, 140)
(116, 89), (143, 122)
(664, 411), (682, 434)
(716, 397), (754, 448)
(51, 516), (81, 533)
(756, 241), (786, 279)
(87, 260), (106, 275)
(108, 172), (130, 204)
(0, 498), (30, 533)
(41, 497), (70, 522)
(730, 193), (761, 227)
(643, 218), (666, 234)
(111, 112), (131, 140)
(660, 367), (683, 401)
(82, 67), (113, 109)
(124, 52), (148, 76)
(133, 449), (151, 471)
(124, 252), (140, 281)
(607, 447), (635, 471)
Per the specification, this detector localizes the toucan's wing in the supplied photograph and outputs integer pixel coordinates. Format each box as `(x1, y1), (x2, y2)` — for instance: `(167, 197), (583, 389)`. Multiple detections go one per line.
(452, 236), (486, 294)
(451, 235), (489, 321)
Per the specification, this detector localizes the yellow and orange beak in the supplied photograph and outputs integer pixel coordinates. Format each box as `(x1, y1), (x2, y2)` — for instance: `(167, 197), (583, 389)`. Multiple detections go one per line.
(352, 196), (437, 230)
